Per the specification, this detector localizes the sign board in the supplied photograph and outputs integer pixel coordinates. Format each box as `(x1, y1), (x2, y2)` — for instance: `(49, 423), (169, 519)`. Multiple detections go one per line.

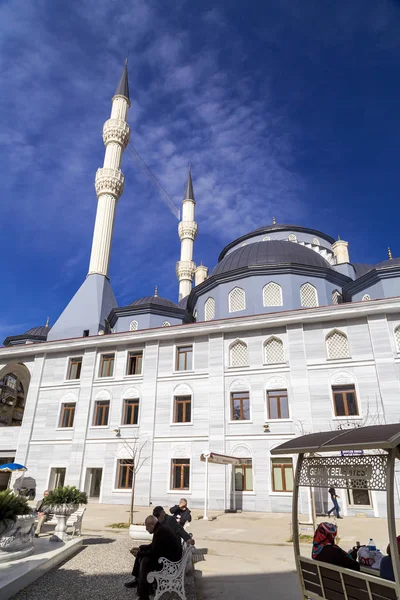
(341, 450), (364, 456)
(200, 452), (251, 466)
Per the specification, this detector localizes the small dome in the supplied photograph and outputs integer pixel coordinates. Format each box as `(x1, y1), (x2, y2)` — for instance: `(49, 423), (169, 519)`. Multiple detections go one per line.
(130, 296), (179, 309)
(375, 257), (400, 269)
(212, 240), (332, 276)
(24, 325), (49, 338)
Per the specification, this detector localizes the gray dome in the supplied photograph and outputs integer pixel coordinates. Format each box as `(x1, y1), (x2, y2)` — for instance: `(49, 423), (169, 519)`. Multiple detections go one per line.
(375, 258), (400, 269)
(130, 296), (179, 309)
(212, 240), (332, 276)
(24, 325), (49, 338)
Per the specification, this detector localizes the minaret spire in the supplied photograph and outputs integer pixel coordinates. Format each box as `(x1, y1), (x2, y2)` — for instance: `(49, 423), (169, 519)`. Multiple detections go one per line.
(176, 166), (198, 301)
(88, 62), (131, 277)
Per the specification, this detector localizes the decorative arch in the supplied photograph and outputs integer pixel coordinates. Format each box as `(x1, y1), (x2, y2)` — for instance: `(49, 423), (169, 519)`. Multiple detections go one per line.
(266, 375), (287, 390)
(231, 443), (253, 458)
(263, 282), (283, 307)
(326, 330), (350, 359)
(229, 379), (250, 392)
(130, 320), (138, 331)
(171, 445), (190, 459)
(264, 336), (285, 364)
(229, 339), (248, 367)
(122, 386), (141, 400)
(228, 287), (246, 313)
(204, 297), (216, 321)
(95, 389), (112, 401)
(116, 446), (134, 459)
(330, 371), (355, 386)
(300, 282), (319, 308)
(394, 325), (400, 352)
(60, 392), (78, 404)
(0, 362), (31, 428)
(173, 383), (193, 396)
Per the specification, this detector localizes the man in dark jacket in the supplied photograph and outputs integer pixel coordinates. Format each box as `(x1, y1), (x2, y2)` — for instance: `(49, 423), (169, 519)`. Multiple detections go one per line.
(125, 515), (182, 600)
(327, 487), (342, 519)
(170, 498), (192, 526)
(153, 505), (195, 546)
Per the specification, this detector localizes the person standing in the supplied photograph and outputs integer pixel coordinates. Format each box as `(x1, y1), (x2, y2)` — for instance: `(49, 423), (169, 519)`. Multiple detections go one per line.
(327, 487), (342, 519)
(34, 490), (50, 537)
(170, 498), (192, 526)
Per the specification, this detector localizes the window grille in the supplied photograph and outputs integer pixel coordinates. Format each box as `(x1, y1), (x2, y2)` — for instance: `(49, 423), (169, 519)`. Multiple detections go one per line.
(162, 321), (170, 327)
(229, 287), (246, 312)
(264, 337), (284, 364)
(263, 282), (283, 307)
(332, 290), (342, 305)
(313, 237), (320, 245)
(300, 283), (318, 308)
(263, 236), (271, 241)
(288, 234), (297, 242)
(230, 340), (248, 367)
(205, 297), (215, 321)
(130, 320), (138, 331)
(326, 331), (350, 359)
(395, 326), (400, 352)
(362, 294), (371, 301)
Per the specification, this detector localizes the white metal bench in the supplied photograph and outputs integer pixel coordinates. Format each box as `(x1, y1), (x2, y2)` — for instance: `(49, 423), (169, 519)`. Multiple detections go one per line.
(44, 506), (86, 537)
(147, 544), (194, 600)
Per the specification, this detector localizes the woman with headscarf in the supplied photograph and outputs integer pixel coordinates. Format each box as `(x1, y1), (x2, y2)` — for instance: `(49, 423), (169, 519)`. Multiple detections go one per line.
(380, 536), (400, 581)
(312, 522), (360, 571)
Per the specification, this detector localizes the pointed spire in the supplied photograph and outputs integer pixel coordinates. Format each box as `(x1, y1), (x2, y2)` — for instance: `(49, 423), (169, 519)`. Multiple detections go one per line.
(45, 316), (50, 327)
(114, 59), (130, 102)
(388, 247), (393, 260)
(183, 166), (195, 201)
(272, 217), (276, 225)
(154, 285), (158, 297)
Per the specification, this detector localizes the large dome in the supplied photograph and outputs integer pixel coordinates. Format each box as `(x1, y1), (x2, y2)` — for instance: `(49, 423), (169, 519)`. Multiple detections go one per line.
(130, 296), (179, 309)
(375, 257), (400, 269)
(24, 325), (49, 337)
(212, 240), (332, 276)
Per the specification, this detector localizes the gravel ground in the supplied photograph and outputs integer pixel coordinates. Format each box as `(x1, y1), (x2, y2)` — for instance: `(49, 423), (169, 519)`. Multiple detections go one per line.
(12, 534), (139, 600)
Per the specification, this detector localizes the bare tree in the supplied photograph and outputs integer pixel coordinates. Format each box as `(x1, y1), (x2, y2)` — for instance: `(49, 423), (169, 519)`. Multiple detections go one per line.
(118, 435), (149, 524)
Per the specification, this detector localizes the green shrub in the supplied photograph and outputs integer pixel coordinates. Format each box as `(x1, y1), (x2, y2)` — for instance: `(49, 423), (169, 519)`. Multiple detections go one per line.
(0, 490), (31, 531)
(107, 522), (130, 529)
(43, 486), (88, 506)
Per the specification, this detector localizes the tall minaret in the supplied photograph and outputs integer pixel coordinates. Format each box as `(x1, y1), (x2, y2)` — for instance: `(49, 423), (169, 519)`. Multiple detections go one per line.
(88, 61), (131, 276)
(176, 168), (198, 301)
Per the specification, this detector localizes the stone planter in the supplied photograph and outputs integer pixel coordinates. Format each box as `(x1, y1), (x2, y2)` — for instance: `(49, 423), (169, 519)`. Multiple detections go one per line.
(129, 524), (152, 543)
(0, 514), (35, 563)
(48, 503), (78, 542)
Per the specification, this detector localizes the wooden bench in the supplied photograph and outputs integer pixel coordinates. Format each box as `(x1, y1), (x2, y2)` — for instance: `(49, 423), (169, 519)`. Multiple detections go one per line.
(147, 544), (194, 600)
(43, 506), (86, 537)
(300, 556), (398, 600)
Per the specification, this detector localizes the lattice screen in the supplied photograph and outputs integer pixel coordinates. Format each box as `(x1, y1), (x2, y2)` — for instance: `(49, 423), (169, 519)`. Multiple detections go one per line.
(300, 283), (318, 308)
(264, 337), (284, 364)
(263, 282), (282, 306)
(229, 287), (246, 312)
(162, 321), (170, 327)
(332, 290), (342, 305)
(326, 331), (350, 359)
(395, 326), (400, 351)
(288, 234), (297, 242)
(205, 297), (215, 321)
(230, 341), (248, 367)
(263, 235), (271, 241)
(130, 320), (138, 331)
(362, 294), (371, 301)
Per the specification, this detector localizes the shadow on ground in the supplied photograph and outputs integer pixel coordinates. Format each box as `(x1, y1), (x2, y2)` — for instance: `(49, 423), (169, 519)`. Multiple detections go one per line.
(195, 569), (302, 600)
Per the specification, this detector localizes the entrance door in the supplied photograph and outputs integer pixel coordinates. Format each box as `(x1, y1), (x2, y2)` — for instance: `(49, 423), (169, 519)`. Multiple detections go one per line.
(85, 468), (102, 501)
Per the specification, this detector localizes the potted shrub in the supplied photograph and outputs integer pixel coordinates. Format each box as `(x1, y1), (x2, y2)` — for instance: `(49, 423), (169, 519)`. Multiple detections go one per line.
(129, 520), (152, 542)
(43, 486), (87, 542)
(0, 489), (34, 562)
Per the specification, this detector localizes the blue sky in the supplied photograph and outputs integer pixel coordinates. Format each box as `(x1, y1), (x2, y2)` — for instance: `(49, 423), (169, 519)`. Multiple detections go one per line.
(1, 0), (400, 341)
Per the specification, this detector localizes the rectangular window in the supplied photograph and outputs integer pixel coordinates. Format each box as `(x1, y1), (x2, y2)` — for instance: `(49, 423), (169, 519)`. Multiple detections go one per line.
(59, 403), (76, 428)
(267, 389), (289, 419)
(99, 353), (115, 378)
(93, 400), (110, 426)
(126, 351), (143, 376)
(174, 396), (192, 423)
(234, 460), (253, 491)
(122, 399), (139, 425)
(271, 458), (294, 492)
(231, 391), (250, 420)
(176, 345), (193, 371)
(171, 458), (190, 490)
(332, 384), (359, 416)
(116, 459), (134, 489)
(67, 357), (82, 380)
(49, 467), (66, 489)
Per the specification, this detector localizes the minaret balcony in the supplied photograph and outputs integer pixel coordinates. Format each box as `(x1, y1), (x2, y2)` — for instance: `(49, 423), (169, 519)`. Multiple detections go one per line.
(176, 260), (196, 280)
(95, 168), (125, 199)
(178, 221), (198, 241)
(103, 119), (130, 149)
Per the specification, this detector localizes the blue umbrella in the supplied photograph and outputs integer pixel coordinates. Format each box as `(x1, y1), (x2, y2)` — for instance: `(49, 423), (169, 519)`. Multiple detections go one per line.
(0, 463), (27, 472)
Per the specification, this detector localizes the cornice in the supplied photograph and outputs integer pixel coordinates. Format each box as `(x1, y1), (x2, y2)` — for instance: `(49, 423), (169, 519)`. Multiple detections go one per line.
(344, 265), (400, 295)
(107, 304), (191, 327)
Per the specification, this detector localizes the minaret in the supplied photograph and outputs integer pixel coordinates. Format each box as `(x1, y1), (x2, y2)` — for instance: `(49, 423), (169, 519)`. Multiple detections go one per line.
(176, 168), (198, 301)
(88, 61), (131, 276)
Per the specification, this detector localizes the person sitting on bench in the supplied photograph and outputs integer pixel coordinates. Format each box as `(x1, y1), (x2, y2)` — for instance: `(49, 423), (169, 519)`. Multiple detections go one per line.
(380, 535), (400, 582)
(34, 490), (50, 538)
(312, 522), (360, 571)
(153, 505), (195, 546)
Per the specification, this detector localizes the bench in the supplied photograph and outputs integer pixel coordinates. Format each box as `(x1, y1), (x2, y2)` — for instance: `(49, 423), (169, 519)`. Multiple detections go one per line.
(300, 556), (398, 600)
(42, 506), (86, 537)
(147, 544), (194, 600)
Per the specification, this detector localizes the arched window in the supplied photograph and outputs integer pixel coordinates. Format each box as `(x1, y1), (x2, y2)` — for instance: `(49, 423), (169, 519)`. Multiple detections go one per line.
(300, 283), (318, 308)
(263, 282), (283, 307)
(162, 321), (170, 327)
(129, 320), (138, 331)
(326, 330), (350, 359)
(204, 297), (215, 321)
(263, 235), (271, 241)
(362, 294), (371, 301)
(229, 287), (246, 313)
(313, 237), (320, 246)
(229, 340), (248, 367)
(332, 290), (343, 305)
(395, 326), (400, 352)
(288, 234), (297, 242)
(264, 337), (285, 364)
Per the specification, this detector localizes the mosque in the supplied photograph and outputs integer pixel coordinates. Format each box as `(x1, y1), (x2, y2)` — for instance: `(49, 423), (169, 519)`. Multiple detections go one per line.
(1, 64), (400, 516)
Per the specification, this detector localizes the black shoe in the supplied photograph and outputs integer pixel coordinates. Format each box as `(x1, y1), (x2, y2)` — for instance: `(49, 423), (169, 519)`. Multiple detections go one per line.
(124, 580), (138, 588)
(337, 516), (343, 519)
(34, 534), (39, 538)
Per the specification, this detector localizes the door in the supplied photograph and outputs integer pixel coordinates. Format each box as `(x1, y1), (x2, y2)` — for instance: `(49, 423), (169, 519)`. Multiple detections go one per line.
(85, 468), (102, 500)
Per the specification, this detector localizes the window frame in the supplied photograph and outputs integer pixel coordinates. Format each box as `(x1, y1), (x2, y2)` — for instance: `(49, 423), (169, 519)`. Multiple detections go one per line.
(266, 389), (290, 420)
(175, 345), (193, 372)
(228, 287), (246, 313)
(229, 340), (249, 368)
(66, 357), (83, 381)
(170, 458), (190, 491)
(126, 350), (143, 376)
(262, 282), (283, 307)
(58, 402), (76, 429)
(121, 398), (139, 426)
(264, 337), (285, 365)
(116, 459), (134, 489)
(326, 330), (350, 360)
(92, 400), (110, 427)
(230, 391), (250, 421)
(271, 458), (294, 493)
(173, 395), (192, 424)
(234, 460), (253, 492)
(332, 384), (359, 417)
(98, 353), (115, 378)
(300, 282), (319, 308)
